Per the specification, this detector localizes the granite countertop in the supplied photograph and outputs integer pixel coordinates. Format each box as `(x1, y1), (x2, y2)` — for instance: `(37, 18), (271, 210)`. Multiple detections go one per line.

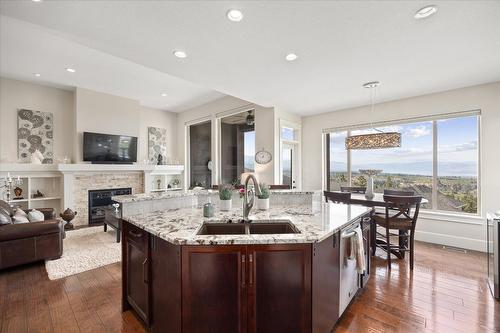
(113, 189), (321, 203)
(122, 203), (372, 245)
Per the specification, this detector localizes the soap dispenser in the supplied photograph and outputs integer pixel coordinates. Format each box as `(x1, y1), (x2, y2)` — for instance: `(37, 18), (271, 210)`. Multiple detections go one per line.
(203, 194), (214, 218)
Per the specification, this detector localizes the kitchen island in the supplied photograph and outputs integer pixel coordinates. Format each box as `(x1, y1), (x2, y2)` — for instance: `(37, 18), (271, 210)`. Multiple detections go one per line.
(119, 196), (372, 333)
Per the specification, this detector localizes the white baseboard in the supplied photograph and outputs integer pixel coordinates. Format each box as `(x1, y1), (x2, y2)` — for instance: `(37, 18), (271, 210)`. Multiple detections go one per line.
(414, 230), (486, 252)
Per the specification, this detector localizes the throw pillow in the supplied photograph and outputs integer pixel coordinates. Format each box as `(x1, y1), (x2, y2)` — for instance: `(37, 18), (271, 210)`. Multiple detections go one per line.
(0, 209), (11, 225)
(12, 211), (29, 224)
(14, 208), (28, 217)
(27, 209), (45, 222)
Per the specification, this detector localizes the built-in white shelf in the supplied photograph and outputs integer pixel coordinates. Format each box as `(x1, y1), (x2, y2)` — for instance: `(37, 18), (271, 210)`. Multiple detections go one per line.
(30, 196), (62, 201)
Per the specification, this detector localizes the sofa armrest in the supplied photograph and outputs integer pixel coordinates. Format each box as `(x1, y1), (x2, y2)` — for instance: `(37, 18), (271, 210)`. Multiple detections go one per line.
(0, 220), (63, 242)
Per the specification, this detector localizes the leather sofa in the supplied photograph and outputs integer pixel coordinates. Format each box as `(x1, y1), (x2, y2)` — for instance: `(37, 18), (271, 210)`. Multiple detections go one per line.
(0, 201), (64, 270)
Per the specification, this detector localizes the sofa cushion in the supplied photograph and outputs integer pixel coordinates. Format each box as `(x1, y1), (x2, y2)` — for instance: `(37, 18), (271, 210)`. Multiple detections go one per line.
(0, 209), (11, 225)
(14, 208), (27, 217)
(27, 209), (45, 222)
(0, 220), (62, 242)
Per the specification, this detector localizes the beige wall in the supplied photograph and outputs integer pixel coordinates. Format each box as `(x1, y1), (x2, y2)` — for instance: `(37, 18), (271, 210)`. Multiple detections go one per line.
(0, 77), (75, 162)
(302, 81), (500, 251)
(177, 95), (276, 185)
(138, 105), (177, 163)
(0, 79), (177, 164)
(73, 87), (178, 163)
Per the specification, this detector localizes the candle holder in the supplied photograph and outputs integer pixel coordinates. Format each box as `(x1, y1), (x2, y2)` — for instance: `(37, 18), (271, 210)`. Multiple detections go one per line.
(1, 174), (23, 203)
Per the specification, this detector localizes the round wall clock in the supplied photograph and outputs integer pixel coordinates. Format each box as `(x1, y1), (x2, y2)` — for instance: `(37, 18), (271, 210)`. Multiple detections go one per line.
(255, 149), (272, 164)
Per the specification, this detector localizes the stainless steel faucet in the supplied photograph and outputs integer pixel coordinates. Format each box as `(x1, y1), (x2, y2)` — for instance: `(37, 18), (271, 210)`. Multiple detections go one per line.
(242, 174), (262, 222)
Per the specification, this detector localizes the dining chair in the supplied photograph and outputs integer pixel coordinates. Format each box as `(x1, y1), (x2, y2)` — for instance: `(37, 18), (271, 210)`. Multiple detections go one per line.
(372, 195), (422, 269)
(269, 185), (291, 190)
(324, 191), (351, 204)
(341, 186), (366, 194)
(383, 189), (414, 196)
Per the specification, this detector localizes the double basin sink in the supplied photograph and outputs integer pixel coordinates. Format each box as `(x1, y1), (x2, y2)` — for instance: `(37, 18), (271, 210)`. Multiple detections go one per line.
(197, 219), (300, 235)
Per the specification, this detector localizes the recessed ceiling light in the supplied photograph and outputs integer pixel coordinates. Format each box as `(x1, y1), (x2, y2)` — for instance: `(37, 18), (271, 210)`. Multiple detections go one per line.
(32, 0), (43, 2)
(226, 9), (243, 22)
(173, 50), (187, 58)
(285, 53), (298, 62)
(34, 73), (41, 77)
(414, 5), (438, 19)
(66, 68), (76, 73)
(161, 93), (167, 97)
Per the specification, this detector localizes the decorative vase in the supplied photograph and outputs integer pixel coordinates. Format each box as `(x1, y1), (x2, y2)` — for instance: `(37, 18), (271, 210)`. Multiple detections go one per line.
(365, 177), (374, 200)
(219, 199), (232, 211)
(256, 198), (269, 210)
(60, 208), (77, 230)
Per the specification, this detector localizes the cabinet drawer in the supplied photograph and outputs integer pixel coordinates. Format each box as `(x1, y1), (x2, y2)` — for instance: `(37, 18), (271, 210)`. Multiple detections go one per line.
(124, 222), (148, 250)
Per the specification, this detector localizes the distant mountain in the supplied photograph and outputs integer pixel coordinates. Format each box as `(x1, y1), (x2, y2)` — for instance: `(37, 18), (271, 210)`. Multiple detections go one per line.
(331, 161), (477, 177)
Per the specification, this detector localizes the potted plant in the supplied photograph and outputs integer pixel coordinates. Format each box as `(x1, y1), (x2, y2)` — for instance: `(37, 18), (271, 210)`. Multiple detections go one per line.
(219, 184), (233, 211)
(256, 183), (270, 210)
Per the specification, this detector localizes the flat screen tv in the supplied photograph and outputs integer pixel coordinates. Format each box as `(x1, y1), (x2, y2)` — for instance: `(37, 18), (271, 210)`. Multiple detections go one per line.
(83, 132), (137, 164)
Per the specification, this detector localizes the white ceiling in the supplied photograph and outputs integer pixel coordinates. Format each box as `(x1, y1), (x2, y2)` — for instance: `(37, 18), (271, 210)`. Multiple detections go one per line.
(1, 1), (499, 116)
(0, 16), (224, 111)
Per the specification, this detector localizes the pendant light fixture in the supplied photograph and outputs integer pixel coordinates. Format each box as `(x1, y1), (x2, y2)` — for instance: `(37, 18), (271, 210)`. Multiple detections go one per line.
(345, 81), (401, 150)
(246, 110), (255, 126)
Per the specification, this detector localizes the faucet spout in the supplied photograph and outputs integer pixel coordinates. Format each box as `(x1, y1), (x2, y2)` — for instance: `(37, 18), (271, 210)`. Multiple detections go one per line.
(242, 174), (261, 222)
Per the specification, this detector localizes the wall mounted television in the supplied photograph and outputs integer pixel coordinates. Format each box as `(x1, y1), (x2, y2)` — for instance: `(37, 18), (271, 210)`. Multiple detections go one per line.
(83, 132), (137, 164)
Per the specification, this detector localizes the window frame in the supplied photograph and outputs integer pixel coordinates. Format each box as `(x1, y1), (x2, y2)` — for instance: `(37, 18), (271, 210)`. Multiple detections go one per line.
(324, 110), (481, 216)
(279, 119), (301, 189)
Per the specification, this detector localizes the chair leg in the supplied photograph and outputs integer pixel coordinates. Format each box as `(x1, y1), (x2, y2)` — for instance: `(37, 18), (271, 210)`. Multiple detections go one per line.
(399, 230), (406, 259)
(410, 232), (415, 270)
(386, 227), (391, 267)
(371, 224), (376, 256)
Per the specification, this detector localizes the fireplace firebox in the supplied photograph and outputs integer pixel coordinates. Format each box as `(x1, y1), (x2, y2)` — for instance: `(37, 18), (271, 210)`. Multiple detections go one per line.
(88, 188), (131, 224)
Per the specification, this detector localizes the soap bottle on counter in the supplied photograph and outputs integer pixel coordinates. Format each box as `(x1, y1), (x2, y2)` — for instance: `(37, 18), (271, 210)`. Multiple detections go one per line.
(203, 195), (214, 218)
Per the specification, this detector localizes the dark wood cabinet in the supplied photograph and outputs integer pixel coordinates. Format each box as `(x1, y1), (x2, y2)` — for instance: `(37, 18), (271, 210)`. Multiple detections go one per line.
(150, 236), (181, 333)
(122, 222), (150, 326)
(181, 244), (312, 333)
(181, 245), (248, 333)
(312, 234), (340, 332)
(248, 244), (311, 333)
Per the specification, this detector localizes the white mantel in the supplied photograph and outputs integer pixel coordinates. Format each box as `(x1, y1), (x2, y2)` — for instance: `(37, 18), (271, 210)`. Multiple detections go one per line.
(0, 163), (184, 173)
(1, 163), (185, 226)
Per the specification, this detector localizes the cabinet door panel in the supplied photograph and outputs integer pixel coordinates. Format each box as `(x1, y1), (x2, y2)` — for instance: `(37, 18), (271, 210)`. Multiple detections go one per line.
(182, 245), (247, 333)
(126, 241), (149, 324)
(249, 244), (311, 333)
(151, 236), (181, 333)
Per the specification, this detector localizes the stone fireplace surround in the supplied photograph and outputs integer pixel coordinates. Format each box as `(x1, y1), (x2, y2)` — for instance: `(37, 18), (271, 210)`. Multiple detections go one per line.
(60, 164), (183, 227)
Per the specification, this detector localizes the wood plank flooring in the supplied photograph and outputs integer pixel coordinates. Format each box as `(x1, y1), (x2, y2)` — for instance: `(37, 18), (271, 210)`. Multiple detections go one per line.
(0, 241), (498, 333)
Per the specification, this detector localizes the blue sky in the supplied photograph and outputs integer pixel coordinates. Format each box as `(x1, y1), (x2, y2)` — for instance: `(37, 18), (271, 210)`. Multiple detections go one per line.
(330, 116), (478, 177)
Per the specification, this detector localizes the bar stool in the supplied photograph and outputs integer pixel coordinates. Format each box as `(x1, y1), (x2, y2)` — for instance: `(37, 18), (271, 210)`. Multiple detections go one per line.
(372, 195), (422, 269)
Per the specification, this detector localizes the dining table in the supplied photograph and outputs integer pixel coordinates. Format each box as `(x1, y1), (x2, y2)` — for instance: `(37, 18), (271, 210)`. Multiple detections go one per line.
(330, 191), (429, 259)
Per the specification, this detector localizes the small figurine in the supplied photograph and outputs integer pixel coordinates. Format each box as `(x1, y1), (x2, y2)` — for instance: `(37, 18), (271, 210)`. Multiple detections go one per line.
(32, 190), (44, 198)
(31, 149), (44, 164)
(157, 154), (163, 165)
(13, 186), (23, 200)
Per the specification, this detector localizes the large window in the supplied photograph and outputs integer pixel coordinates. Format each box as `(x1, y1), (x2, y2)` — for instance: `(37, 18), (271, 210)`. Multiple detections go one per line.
(326, 113), (479, 214)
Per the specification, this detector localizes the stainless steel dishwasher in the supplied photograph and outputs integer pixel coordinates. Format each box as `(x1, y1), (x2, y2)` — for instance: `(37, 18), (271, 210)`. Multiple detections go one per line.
(339, 221), (362, 316)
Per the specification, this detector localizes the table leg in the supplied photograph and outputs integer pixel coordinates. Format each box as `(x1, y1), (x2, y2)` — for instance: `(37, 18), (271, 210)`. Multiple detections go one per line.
(104, 223), (107, 232)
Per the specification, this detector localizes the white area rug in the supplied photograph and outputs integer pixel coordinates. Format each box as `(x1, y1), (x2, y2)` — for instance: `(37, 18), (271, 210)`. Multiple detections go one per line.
(45, 226), (121, 280)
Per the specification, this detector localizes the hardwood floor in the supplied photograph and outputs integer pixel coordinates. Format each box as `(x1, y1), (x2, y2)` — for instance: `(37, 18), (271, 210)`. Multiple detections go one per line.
(0, 241), (498, 333)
